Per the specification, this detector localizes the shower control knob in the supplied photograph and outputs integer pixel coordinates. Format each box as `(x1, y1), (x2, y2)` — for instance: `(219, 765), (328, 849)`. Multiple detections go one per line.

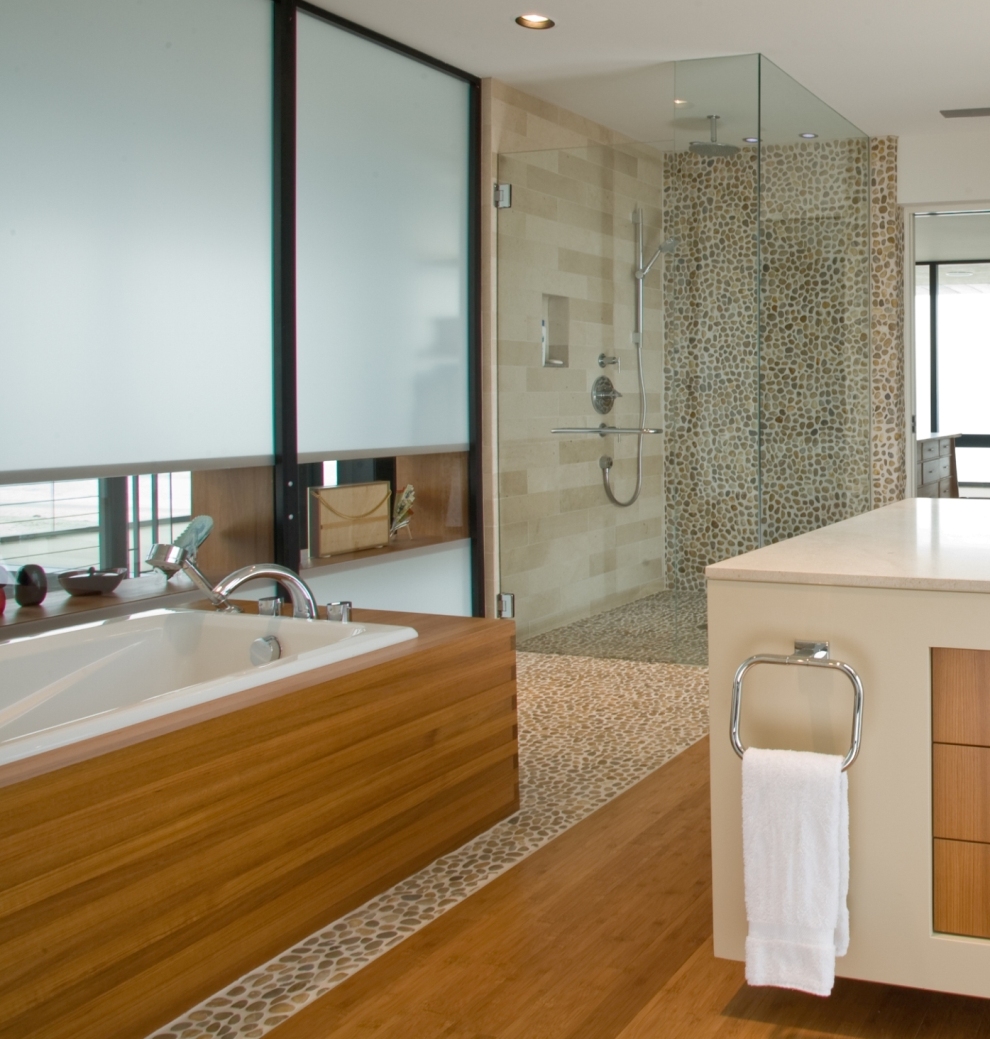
(591, 375), (622, 414)
(599, 456), (613, 470)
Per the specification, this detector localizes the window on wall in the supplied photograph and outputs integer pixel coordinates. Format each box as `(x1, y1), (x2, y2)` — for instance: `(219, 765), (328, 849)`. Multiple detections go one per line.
(0, 474), (192, 577)
(916, 260), (990, 485)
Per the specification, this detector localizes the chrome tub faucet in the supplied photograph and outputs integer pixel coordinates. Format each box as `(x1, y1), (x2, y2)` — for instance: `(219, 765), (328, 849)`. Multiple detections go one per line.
(146, 544), (320, 619)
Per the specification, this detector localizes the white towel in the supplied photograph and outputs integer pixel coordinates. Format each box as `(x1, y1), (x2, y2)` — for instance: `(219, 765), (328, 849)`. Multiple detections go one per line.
(742, 747), (849, 997)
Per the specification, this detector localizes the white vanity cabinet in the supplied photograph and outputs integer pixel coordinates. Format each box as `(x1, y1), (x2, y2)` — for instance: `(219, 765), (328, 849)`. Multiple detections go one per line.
(707, 498), (990, 998)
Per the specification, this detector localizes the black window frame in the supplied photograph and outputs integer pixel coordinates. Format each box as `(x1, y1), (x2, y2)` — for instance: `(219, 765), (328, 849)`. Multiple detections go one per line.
(274, 1), (484, 615)
(916, 258), (990, 452)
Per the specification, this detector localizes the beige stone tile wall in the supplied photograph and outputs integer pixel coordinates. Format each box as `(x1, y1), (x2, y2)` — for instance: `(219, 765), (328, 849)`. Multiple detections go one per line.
(480, 81), (653, 621)
(488, 87), (668, 640)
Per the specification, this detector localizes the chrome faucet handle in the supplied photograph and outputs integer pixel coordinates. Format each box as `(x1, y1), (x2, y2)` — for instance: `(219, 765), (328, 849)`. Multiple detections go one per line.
(327, 601), (352, 622)
(598, 353), (620, 369)
(258, 596), (282, 617)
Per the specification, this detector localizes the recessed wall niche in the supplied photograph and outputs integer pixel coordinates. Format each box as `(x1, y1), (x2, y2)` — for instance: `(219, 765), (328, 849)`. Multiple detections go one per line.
(541, 294), (569, 368)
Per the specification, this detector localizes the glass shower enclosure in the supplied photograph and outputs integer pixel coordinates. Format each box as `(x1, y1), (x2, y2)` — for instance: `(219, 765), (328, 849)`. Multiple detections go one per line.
(496, 55), (870, 666)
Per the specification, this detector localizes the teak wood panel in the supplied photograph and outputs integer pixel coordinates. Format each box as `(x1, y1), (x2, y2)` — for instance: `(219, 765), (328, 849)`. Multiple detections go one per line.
(934, 743), (990, 843)
(394, 452), (469, 542)
(191, 465), (275, 581)
(932, 648), (990, 747)
(0, 611), (518, 1039)
(934, 838), (990, 939)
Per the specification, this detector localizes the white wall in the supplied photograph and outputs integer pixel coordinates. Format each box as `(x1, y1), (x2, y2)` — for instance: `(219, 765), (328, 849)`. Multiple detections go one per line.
(899, 130), (990, 204)
(915, 212), (990, 261)
(305, 540), (473, 617)
(230, 540), (473, 617)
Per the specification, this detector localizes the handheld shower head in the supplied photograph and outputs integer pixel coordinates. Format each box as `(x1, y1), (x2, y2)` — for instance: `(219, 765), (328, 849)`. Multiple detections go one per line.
(689, 115), (739, 158)
(636, 236), (679, 280)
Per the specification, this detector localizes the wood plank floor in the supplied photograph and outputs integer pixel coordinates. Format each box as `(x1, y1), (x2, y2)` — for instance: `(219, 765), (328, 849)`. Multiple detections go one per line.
(269, 737), (990, 1039)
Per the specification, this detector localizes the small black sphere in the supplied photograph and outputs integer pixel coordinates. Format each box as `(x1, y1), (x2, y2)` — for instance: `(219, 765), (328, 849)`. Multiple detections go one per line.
(15, 564), (48, 607)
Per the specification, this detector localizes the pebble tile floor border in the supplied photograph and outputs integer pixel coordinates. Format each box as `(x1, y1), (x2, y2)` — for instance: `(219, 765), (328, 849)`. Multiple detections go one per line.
(149, 653), (709, 1039)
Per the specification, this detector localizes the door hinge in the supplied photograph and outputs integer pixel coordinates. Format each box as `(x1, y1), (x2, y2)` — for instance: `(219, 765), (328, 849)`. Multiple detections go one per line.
(496, 592), (515, 619)
(494, 182), (512, 209)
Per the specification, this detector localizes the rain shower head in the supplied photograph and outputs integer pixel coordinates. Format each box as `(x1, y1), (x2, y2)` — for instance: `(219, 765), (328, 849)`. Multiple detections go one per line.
(689, 115), (739, 158)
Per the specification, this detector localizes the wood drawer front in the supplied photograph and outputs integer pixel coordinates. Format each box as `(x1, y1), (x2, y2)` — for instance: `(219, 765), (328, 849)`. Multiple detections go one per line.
(922, 439), (940, 461)
(935, 838), (990, 938)
(940, 437), (952, 457)
(934, 743), (990, 842)
(922, 459), (941, 485)
(932, 648), (990, 746)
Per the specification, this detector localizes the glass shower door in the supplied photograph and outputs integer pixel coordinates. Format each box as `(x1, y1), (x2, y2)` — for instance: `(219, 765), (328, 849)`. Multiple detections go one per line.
(495, 141), (677, 660)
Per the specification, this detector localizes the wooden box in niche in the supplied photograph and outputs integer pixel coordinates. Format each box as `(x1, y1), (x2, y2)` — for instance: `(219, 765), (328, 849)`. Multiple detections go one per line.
(309, 482), (391, 558)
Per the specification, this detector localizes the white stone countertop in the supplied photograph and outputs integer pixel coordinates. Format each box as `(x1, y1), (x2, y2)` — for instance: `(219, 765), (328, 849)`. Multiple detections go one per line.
(706, 498), (990, 592)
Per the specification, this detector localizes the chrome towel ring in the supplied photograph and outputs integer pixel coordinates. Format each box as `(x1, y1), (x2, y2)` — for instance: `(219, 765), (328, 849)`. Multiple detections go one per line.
(729, 641), (864, 771)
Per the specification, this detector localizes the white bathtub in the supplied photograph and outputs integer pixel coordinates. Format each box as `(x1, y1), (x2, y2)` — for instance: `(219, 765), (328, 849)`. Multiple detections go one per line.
(0, 608), (417, 767)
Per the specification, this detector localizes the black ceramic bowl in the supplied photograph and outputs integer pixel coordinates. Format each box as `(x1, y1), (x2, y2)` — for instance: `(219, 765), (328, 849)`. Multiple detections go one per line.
(58, 567), (127, 596)
(15, 564), (48, 606)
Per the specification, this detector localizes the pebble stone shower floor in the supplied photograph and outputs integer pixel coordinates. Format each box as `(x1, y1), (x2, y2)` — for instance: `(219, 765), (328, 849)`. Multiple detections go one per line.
(150, 650), (709, 1039)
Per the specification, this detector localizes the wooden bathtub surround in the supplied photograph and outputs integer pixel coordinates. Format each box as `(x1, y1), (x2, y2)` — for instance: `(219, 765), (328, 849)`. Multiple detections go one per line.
(0, 608), (518, 1039)
(932, 647), (990, 939)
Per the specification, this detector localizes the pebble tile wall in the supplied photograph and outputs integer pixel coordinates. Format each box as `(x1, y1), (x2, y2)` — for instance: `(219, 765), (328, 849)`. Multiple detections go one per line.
(149, 653), (709, 1039)
(869, 136), (906, 507)
(761, 139), (873, 544)
(662, 147), (761, 590)
(663, 138), (874, 591)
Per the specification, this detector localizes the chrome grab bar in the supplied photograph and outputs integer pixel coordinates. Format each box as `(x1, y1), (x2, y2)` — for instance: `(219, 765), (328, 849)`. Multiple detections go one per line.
(729, 640), (864, 771)
(551, 425), (663, 436)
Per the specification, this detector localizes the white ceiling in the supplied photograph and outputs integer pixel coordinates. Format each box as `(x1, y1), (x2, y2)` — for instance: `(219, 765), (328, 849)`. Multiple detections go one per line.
(310, 0), (990, 138)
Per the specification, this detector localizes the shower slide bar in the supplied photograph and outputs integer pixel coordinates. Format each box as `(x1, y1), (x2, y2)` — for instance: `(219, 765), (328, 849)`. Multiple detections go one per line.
(551, 426), (662, 436)
(729, 640), (864, 771)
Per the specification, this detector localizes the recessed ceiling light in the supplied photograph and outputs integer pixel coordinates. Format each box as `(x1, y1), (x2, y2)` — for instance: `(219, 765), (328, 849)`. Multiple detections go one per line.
(799, 132), (818, 139)
(674, 99), (688, 106)
(515, 13), (555, 29)
(946, 269), (975, 277)
(743, 137), (759, 143)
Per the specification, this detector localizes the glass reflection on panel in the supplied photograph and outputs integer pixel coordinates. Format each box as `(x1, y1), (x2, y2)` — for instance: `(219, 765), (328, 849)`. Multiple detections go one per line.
(937, 263), (990, 435)
(956, 448), (990, 485)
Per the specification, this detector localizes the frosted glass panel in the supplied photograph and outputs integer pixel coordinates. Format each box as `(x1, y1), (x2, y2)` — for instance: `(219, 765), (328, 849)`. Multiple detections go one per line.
(0, 0), (273, 478)
(296, 15), (470, 457)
